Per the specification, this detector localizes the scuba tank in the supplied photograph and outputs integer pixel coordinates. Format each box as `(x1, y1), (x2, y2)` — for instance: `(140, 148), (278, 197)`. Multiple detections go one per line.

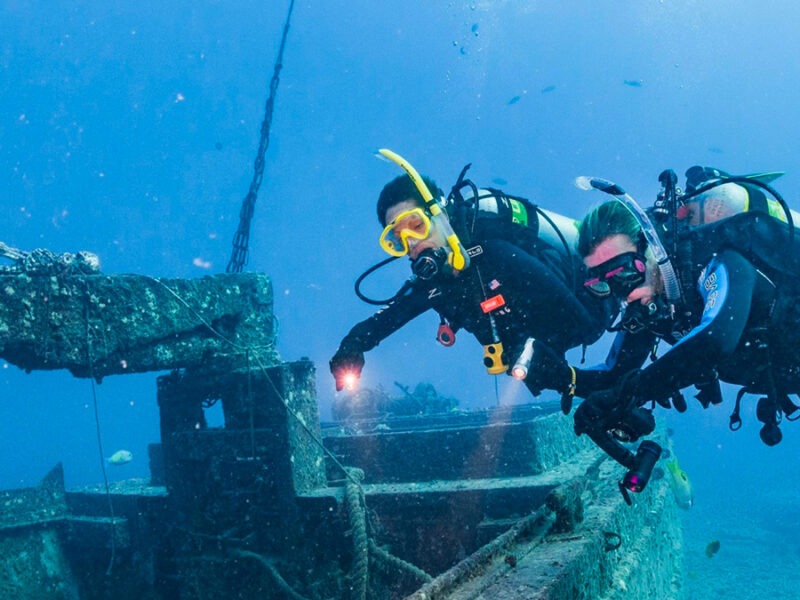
(670, 167), (800, 448)
(448, 168), (583, 376)
(452, 183), (580, 258)
(660, 167), (800, 284)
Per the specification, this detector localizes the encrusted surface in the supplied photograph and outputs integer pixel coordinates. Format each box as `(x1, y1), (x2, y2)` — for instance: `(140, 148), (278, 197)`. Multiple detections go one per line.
(0, 272), (279, 377)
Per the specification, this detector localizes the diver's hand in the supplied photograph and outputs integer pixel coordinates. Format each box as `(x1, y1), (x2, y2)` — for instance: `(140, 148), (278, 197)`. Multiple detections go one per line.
(330, 348), (365, 392)
(574, 388), (619, 436)
(574, 371), (657, 442)
(525, 341), (572, 395)
(573, 370), (640, 435)
(694, 379), (722, 409)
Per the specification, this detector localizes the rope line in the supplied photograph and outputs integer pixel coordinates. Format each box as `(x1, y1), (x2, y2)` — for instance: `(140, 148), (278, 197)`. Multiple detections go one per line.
(232, 549), (311, 600)
(146, 275), (359, 486)
(368, 539), (433, 585)
(144, 275), (436, 592)
(345, 468), (369, 600)
(83, 284), (117, 576)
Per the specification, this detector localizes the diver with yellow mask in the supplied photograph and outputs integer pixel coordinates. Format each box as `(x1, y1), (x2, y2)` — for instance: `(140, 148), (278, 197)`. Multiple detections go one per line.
(329, 150), (616, 401)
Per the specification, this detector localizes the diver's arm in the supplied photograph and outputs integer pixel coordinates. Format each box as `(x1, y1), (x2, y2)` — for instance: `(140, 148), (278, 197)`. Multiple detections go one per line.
(573, 329), (655, 397)
(330, 284), (431, 390)
(335, 285), (430, 354)
(634, 250), (756, 398)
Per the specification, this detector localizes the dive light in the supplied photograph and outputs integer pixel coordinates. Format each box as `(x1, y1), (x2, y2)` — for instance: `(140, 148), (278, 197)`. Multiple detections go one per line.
(621, 440), (662, 493)
(511, 338), (535, 380)
(341, 371), (359, 392)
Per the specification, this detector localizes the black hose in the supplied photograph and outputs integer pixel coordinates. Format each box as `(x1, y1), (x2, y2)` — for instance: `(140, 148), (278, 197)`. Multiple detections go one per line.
(354, 256), (413, 306)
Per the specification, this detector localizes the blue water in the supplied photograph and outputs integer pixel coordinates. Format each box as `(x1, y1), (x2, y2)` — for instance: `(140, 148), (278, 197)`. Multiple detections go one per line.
(2, 2), (799, 597)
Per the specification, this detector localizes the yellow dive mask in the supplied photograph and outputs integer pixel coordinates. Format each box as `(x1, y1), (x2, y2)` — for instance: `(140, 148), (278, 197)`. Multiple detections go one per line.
(378, 207), (432, 256)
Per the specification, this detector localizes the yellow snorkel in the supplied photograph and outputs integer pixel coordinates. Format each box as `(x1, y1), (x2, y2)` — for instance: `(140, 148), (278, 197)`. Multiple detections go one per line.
(378, 148), (470, 272)
(379, 149), (507, 375)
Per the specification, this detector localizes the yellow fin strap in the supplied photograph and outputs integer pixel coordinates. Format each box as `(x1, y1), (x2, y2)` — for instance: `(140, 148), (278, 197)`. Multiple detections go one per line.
(560, 366), (578, 415)
(567, 366), (577, 397)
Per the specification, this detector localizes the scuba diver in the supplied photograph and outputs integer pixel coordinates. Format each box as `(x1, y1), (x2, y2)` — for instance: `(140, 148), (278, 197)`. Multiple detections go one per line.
(329, 149), (616, 402)
(529, 165), (800, 501)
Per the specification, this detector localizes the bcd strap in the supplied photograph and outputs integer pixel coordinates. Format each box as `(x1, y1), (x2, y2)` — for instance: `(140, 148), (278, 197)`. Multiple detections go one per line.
(729, 388), (747, 431)
(780, 395), (800, 421)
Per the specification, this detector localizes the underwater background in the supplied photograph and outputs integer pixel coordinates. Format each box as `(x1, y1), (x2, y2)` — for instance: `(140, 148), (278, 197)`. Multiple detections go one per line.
(1, 1), (798, 598)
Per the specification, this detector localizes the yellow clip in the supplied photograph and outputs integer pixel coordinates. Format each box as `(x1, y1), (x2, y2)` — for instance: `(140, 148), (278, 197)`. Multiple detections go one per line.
(483, 343), (507, 375)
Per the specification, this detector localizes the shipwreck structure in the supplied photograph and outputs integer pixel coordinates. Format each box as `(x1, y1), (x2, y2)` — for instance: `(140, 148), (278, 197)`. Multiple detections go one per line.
(0, 255), (683, 599)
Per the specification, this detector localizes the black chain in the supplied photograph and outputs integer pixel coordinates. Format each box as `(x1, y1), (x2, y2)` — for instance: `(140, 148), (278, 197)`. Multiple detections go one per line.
(227, 0), (295, 273)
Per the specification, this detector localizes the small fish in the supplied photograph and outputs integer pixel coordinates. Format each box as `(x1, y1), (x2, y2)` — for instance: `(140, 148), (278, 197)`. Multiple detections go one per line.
(192, 257), (212, 270)
(707, 146), (724, 154)
(665, 458), (693, 509)
(108, 450), (133, 465)
(705, 540), (720, 558)
(507, 95), (521, 105)
(471, 23), (479, 35)
(623, 79), (643, 88)
(540, 85), (556, 93)
(492, 177), (508, 186)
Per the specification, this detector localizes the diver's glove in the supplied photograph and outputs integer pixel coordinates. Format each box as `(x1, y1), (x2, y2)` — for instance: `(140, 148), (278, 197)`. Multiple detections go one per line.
(330, 346), (365, 392)
(574, 396), (655, 443)
(574, 370), (646, 437)
(694, 378), (722, 409)
(573, 388), (617, 437)
(524, 341), (573, 395)
(523, 341), (577, 414)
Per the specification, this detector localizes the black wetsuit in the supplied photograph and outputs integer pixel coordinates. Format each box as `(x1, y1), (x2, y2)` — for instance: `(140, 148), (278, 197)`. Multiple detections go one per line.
(335, 212), (615, 391)
(577, 248), (800, 401)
